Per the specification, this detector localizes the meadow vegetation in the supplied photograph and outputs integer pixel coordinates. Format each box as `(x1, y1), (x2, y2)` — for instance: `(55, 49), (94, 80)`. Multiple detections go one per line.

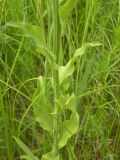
(0, 0), (120, 159)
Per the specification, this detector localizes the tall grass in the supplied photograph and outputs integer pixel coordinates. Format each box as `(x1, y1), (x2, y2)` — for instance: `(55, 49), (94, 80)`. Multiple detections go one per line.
(0, 0), (120, 159)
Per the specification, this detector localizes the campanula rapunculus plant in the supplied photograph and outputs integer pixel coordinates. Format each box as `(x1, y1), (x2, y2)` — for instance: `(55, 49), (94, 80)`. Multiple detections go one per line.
(6, 0), (101, 159)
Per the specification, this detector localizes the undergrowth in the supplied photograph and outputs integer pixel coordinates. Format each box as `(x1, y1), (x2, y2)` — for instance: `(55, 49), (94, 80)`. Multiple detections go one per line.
(0, 0), (120, 160)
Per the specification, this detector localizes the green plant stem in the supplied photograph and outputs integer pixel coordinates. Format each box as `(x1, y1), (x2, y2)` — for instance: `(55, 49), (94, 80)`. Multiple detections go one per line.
(52, 0), (61, 158)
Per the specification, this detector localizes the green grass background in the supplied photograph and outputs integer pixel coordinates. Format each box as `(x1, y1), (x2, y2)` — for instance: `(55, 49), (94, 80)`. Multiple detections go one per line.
(0, 0), (120, 159)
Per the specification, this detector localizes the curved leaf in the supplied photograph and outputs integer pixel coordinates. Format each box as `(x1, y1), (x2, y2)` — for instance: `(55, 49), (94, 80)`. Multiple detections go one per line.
(32, 76), (54, 131)
(59, 42), (101, 87)
(58, 112), (79, 148)
(7, 22), (45, 44)
(22, 155), (39, 160)
(41, 151), (60, 160)
(7, 22), (55, 64)
(60, 0), (77, 34)
(57, 93), (76, 112)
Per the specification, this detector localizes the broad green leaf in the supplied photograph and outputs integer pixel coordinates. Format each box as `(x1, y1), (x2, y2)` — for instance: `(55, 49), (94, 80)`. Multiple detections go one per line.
(14, 137), (38, 160)
(59, 78), (70, 91)
(41, 151), (60, 160)
(58, 112), (79, 148)
(59, 0), (65, 5)
(60, 0), (77, 34)
(57, 93), (76, 112)
(59, 60), (74, 87)
(7, 22), (45, 45)
(59, 42), (101, 87)
(21, 155), (39, 160)
(60, 0), (77, 21)
(32, 76), (53, 131)
(65, 93), (76, 112)
(7, 22), (55, 63)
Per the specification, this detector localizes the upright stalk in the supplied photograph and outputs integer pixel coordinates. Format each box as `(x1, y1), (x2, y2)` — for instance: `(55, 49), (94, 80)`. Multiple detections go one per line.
(52, 0), (61, 158)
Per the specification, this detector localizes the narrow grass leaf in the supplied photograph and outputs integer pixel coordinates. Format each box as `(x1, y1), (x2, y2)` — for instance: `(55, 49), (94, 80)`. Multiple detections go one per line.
(14, 137), (38, 160)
